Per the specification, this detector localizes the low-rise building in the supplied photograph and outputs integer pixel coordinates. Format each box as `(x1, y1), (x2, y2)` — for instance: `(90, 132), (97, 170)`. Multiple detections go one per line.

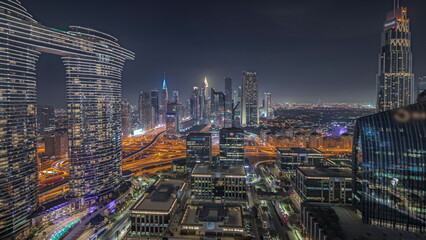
(178, 203), (247, 239)
(295, 166), (352, 205)
(128, 179), (187, 238)
(276, 147), (323, 175)
(190, 164), (247, 202)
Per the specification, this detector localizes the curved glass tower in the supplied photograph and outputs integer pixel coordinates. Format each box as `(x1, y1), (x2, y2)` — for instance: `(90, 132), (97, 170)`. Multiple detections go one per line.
(0, 0), (134, 238)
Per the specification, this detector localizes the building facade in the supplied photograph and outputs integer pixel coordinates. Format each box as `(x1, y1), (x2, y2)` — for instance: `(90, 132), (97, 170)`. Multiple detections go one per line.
(37, 105), (55, 133)
(190, 165), (247, 202)
(166, 102), (180, 136)
(224, 77), (233, 128)
(45, 134), (68, 158)
(353, 101), (426, 232)
(186, 133), (212, 171)
(276, 148), (324, 175)
(121, 99), (131, 137)
(139, 91), (153, 131)
(264, 92), (272, 119)
(150, 90), (160, 126)
(129, 179), (186, 238)
(219, 128), (245, 166)
(376, 7), (414, 112)
(160, 79), (168, 124)
(0, 0), (134, 237)
(295, 166), (352, 205)
(241, 71), (259, 126)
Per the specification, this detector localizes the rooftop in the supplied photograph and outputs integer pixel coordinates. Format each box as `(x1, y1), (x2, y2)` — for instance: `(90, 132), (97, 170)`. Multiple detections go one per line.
(191, 164), (246, 177)
(277, 147), (323, 155)
(132, 179), (185, 213)
(297, 166), (352, 178)
(181, 204), (243, 228)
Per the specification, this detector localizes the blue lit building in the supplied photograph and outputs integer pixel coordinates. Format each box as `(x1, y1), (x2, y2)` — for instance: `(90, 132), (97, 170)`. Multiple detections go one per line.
(353, 100), (426, 232)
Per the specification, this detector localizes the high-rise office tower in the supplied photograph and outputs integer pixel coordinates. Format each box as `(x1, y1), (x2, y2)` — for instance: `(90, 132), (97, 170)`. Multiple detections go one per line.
(172, 90), (179, 103)
(45, 134), (68, 158)
(353, 100), (426, 232)
(37, 105), (55, 132)
(211, 88), (225, 128)
(150, 90), (160, 126)
(376, 6), (414, 112)
(241, 71), (259, 126)
(199, 78), (210, 122)
(190, 87), (200, 121)
(224, 77), (233, 128)
(219, 127), (245, 165)
(122, 99), (131, 137)
(161, 78), (169, 124)
(186, 132), (212, 171)
(264, 92), (272, 119)
(166, 102), (180, 136)
(0, 1), (134, 237)
(139, 91), (153, 130)
(418, 76), (426, 95)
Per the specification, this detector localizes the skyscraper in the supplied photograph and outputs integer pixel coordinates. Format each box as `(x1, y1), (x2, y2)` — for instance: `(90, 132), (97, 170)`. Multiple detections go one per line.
(219, 127), (245, 166)
(37, 105), (55, 133)
(139, 91), (153, 130)
(161, 78), (169, 124)
(150, 90), (160, 126)
(0, 1), (134, 237)
(224, 77), (233, 128)
(172, 90), (180, 103)
(264, 92), (272, 119)
(376, 6), (414, 112)
(241, 71), (259, 126)
(199, 77), (210, 122)
(166, 102), (180, 136)
(211, 88), (225, 129)
(190, 86), (201, 121)
(353, 100), (426, 232)
(186, 132), (212, 171)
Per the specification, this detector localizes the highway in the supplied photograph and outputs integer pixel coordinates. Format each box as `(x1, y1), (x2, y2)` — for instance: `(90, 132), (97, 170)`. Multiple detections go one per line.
(38, 130), (169, 203)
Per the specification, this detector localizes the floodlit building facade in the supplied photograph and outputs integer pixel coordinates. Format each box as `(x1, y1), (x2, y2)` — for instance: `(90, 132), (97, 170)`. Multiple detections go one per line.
(376, 7), (414, 112)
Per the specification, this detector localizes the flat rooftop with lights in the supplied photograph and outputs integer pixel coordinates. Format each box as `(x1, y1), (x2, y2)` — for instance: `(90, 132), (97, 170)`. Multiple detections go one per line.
(131, 179), (185, 214)
(179, 203), (246, 237)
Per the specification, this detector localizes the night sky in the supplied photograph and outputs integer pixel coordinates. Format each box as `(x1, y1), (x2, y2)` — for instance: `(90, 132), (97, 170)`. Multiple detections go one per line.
(21, 0), (426, 107)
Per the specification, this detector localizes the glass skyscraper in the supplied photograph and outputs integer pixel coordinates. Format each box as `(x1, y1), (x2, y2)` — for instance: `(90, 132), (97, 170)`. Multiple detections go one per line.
(353, 100), (426, 232)
(224, 77), (233, 128)
(0, 1), (134, 237)
(241, 71), (259, 126)
(376, 6), (414, 112)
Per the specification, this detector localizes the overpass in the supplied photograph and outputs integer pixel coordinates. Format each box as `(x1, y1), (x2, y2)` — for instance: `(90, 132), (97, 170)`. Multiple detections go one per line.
(39, 130), (167, 201)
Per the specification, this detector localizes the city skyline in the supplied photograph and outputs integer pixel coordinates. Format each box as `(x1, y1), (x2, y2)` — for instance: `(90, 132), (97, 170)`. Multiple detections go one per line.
(24, 0), (426, 107)
(1, 1), (426, 239)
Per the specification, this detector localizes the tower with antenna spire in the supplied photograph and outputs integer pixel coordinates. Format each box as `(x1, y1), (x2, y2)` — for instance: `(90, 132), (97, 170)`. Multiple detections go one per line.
(160, 73), (169, 124)
(376, 4), (414, 112)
